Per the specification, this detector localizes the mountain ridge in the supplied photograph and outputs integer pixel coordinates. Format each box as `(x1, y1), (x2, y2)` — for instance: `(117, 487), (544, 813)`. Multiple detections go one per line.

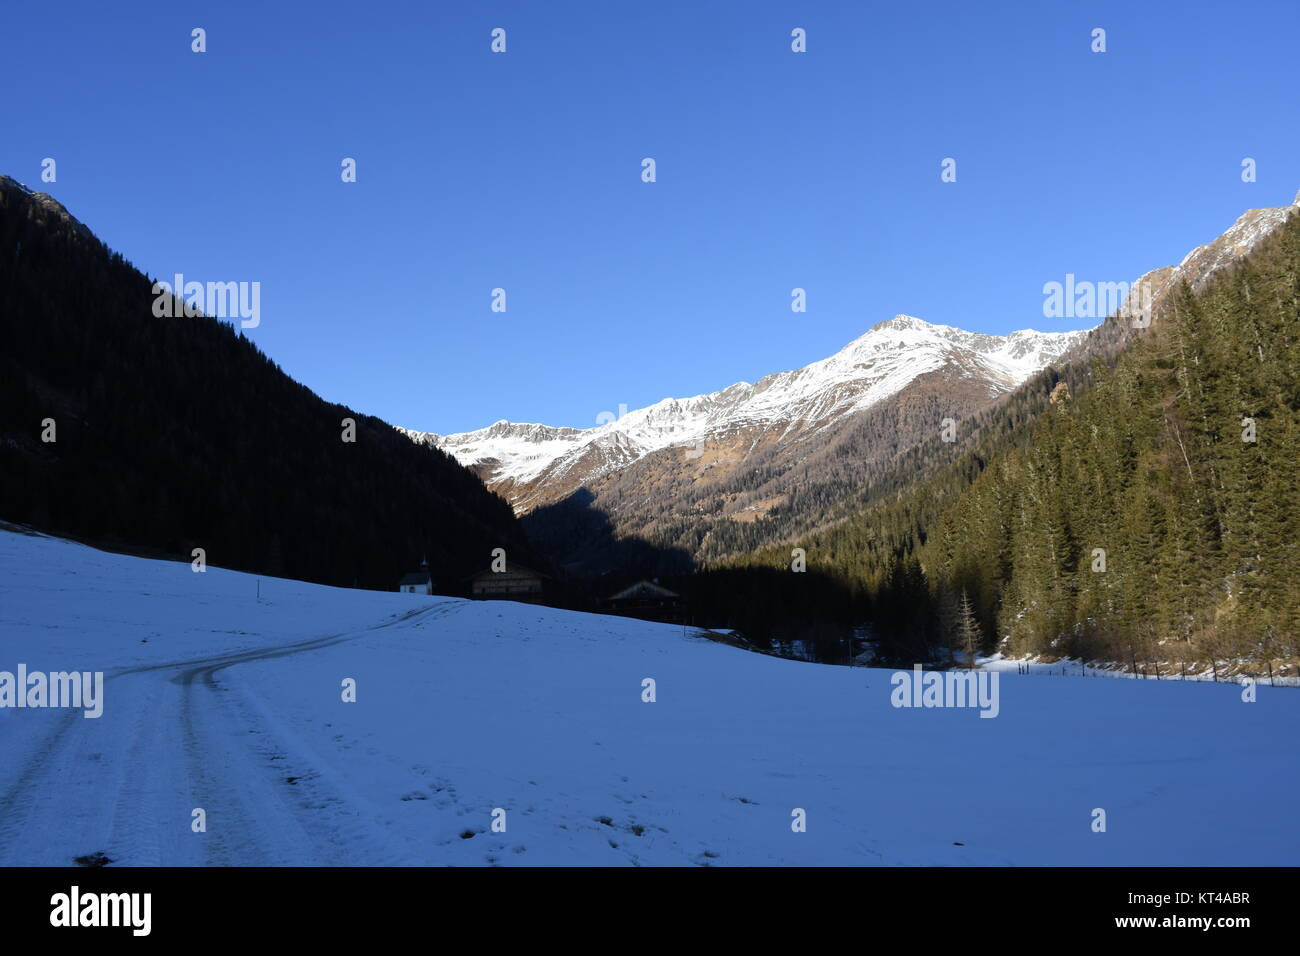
(406, 317), (1092, 512)
(407, 189), (1300, 578)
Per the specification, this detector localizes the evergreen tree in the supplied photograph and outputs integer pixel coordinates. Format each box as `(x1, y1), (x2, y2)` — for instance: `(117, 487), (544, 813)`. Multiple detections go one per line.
(956, 589), (982, 668)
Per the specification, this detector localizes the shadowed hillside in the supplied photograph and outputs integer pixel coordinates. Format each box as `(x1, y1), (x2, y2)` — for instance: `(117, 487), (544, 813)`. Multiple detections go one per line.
(0, 176), (536, 590)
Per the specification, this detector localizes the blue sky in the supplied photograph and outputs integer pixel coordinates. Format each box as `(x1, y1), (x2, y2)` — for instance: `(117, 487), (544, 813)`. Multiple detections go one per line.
(6, 0), (1298, 433)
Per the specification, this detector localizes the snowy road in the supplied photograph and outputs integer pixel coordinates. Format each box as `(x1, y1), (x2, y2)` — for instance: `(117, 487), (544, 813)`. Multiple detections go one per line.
(0, 603), (452, 866)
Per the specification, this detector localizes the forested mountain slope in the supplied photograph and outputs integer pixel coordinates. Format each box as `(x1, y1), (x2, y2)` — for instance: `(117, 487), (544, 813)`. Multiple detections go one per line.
(745, 209), (1300, 666)
(0, 176), (534, 589)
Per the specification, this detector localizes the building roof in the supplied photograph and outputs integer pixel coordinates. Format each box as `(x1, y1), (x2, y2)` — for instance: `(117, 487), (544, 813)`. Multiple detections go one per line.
(607, 580), (680, 601)
(399, 571), (430, 586)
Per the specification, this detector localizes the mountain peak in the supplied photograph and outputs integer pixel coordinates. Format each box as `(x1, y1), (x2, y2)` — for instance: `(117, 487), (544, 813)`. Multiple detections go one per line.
(1, 175), (95, 240)
(868, 314), (934, 333)
(408, 193), (1297, 519)
(409, 313), (1092, 508)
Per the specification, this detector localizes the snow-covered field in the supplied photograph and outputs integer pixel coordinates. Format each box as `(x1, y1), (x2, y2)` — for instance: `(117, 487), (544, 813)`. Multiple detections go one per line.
(1, 528), (1296, 866)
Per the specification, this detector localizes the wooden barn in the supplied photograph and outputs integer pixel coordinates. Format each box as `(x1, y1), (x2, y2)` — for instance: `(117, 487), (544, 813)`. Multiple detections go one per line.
(603, 579), (685, 624)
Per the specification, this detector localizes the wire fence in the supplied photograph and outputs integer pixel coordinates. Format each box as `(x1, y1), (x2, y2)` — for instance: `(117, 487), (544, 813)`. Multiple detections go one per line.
(1002, 657), (1300, 687)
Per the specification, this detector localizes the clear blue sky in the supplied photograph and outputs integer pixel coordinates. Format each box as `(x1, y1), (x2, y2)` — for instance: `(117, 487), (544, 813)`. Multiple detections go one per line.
(6, 0), (1298, 433)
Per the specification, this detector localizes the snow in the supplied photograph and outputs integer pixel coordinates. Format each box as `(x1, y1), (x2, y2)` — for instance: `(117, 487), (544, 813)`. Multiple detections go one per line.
(981, 652), (1299, 686)
(1176, 205), (1292, 272)
(406, 316), (1091, 490)
(2, 527), (1296, 866)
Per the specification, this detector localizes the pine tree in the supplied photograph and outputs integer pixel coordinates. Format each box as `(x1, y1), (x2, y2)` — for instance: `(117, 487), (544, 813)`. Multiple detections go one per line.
(956, 589), (982, 669)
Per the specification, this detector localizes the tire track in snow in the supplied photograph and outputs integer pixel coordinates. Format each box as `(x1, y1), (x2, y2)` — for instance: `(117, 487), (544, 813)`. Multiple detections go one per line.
(172, 602), (458, 866)
(0, 602), (452, 866)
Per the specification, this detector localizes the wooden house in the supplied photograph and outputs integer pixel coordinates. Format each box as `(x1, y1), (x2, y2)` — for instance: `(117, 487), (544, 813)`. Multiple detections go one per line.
(604, 579), (685, 623)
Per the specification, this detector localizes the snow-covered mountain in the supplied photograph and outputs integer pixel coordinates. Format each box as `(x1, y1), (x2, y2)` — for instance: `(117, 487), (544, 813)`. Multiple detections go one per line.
(410, 194), (1300, 511)
(405, 318), (1090, 510)
(402, 192), (1298, 575)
